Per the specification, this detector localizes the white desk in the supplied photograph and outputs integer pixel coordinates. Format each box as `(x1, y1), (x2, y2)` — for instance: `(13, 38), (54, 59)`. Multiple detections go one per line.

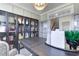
(50, 31), (65, 49)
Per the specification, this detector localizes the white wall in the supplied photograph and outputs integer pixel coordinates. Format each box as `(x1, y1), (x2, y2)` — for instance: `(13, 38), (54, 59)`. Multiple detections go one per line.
(40, 13), (48, 21)
(0, 3), (40, 20)
(40, 4), (74, 34)
(39, 21), (48, 38)
(39, 21), (43, 38)
(42, 21), (48, 38)
(0, 3), (13, 13)
(74, 4), (79, 14)
(39, 13), (48, 38)
(59, 15), (74, 31)
(44, 4), (75, 48)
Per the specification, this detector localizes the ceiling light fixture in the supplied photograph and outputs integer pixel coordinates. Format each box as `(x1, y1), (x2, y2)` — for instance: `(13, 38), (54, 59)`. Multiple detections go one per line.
(33, 3), (47, 10)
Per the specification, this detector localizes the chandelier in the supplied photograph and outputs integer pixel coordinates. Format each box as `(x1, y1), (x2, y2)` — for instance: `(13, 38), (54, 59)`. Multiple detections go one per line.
(33, 3), (47, 10)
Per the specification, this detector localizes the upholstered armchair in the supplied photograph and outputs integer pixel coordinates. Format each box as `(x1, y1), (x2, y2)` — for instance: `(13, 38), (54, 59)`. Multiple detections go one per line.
(0, 41), (32, 56)
(0, 41), (18, 56)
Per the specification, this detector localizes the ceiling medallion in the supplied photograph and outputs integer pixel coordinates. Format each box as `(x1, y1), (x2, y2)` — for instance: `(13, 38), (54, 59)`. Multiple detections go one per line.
(33, 3), (47, 10)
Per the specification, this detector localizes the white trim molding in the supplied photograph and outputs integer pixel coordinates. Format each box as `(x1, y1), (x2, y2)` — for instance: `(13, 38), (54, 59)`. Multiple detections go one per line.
(47, 3), (74, 20)
(40, 3), (72, 16)
(11, 3), (40, 16)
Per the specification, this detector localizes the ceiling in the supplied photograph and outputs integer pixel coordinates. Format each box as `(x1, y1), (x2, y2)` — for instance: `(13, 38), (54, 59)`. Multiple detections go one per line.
(15, 3), (64, 15)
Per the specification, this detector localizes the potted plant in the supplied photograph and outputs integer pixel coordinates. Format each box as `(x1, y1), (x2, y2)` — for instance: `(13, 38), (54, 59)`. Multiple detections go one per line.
(65, 31), (79, 50)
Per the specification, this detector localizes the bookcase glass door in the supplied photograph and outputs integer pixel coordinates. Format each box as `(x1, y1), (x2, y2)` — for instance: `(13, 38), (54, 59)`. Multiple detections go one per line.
(34, 20), (39, 37)
(17, 16), (25, 49)
(18, 16), (24, 40)
(24, 18), (30, 39)
(7, 13), (16, 50)
(30, 19), (35, 37)
(0, 11), (7, 41)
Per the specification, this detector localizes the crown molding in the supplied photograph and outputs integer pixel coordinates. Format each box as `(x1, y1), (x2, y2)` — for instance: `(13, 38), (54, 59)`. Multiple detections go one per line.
(11, 3), (40, 16)
(40, 3), (73, 16)
(11, 3), (73, 17)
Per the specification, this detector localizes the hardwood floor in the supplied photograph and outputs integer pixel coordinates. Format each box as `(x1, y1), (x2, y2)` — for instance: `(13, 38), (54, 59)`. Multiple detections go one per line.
(20, 37), (79, 56)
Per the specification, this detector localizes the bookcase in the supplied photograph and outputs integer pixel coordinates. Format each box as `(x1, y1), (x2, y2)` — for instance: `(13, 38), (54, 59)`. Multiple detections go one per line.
(34, 20), (39, 37)
(24, 18), (39, 38)
(30, 19), (39, 37)
(0, 11), (18, 50)
(0, 10), (39, 50)
(24, 17), (30, 39)
(18, 16), (24, 40)
(0, 11), (7, 41)
(7, 13), (16, 49)
(30, 19), (35, 37)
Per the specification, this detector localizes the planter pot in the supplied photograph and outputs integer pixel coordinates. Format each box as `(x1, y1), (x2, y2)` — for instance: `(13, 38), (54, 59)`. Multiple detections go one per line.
(67, 41), (78, 50)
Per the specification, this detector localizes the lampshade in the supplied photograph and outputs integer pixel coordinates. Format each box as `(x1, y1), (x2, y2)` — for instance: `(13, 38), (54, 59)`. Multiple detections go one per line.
(33, 3), (47, 10)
